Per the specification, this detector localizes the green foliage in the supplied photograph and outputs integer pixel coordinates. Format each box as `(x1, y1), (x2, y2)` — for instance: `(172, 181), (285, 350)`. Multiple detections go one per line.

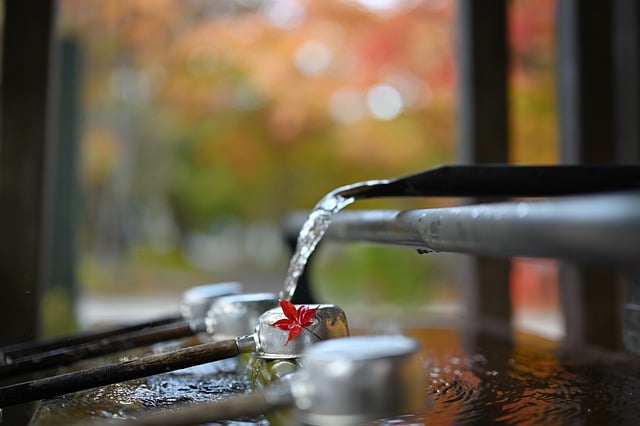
(41, 287), (78, 337)
(312, 243), (438, 307)
(169, 151), (238, 231)
(78, 250), (212, 295)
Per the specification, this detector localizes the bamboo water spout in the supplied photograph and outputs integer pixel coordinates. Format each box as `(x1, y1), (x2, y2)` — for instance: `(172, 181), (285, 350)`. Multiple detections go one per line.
(334, 164), (640, 200)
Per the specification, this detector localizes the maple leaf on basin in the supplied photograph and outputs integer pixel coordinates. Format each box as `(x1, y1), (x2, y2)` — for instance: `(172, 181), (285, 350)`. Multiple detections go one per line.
(270, 299), (320, 345)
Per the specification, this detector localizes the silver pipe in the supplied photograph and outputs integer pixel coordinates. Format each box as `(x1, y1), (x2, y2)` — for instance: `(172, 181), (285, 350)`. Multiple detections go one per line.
(284, 191), (640, 266)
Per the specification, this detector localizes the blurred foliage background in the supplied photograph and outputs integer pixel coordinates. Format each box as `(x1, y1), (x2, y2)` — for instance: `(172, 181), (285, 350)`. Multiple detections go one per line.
(54, 0), (556, 325)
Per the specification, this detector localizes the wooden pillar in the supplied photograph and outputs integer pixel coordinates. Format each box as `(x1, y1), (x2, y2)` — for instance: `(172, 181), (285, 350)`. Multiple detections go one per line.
(46, 38), (81, 316)
(557, 0), (615, 165)
(556, 0), (623, 350)
(614, 0), (640, 163)
(0, 0), (56, 347)
(614, 0), (640, 354)
(456, 0), (512, 339)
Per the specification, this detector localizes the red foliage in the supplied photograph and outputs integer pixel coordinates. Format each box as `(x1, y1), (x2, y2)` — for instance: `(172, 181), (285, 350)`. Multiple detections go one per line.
(270, 299), (318, 345)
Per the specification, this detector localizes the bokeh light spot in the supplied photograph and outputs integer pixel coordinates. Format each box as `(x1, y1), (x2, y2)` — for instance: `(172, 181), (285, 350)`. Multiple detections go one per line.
(264, 0), (305, 29)
(294, 40), (333, 75)
(329, 87), (367, 123)
(367, 84), (403, 120)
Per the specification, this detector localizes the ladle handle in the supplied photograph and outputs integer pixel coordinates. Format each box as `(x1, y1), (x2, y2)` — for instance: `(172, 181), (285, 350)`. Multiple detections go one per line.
(0, 339), (240, 407)
(0, 321), (197, 379)
(0, 314), (183, 362)
(339, 165), (640, 199)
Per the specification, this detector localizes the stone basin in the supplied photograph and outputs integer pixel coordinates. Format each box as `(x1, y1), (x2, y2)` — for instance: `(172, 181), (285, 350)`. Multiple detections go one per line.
(19, 321), (640, 425)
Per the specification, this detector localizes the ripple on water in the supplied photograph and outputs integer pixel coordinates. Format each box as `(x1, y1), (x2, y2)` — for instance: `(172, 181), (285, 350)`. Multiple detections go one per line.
(424, 343), (640, 425)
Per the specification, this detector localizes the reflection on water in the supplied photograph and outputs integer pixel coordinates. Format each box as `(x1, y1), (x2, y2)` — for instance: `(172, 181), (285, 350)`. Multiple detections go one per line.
(408, 328), (640, 425)
(29, 328), (640, 425)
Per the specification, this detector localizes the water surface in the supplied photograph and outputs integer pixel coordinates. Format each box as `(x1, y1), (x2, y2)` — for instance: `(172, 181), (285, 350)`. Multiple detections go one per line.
(28, 328), (640, 425)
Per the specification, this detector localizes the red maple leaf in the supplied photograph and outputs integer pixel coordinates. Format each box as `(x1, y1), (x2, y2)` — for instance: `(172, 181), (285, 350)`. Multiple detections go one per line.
(270, 299), (320, 345)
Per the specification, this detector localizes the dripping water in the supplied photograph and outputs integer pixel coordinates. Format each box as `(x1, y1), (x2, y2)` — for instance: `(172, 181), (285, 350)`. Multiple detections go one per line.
(279, 178), (391, 301)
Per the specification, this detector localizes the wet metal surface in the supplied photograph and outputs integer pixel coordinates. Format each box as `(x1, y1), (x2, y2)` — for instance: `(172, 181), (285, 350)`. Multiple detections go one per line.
(27, 328), (640, 425)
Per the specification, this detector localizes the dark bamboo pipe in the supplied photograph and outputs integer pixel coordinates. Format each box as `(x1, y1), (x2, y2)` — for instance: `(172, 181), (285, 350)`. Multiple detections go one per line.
(336, 164), (640, 200)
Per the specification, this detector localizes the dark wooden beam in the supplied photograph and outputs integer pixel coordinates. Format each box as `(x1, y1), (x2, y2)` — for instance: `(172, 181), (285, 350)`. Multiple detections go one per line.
(47, 38), (81, 310)
(614, 0), (640, 354)
(614, 0), (640, 163)
(457, 0), (509, 164)
(456, 0), (512, 339)
(0, 0), (56, 349)
(557, 0), (615, 165)
(556, 0), (624, 350)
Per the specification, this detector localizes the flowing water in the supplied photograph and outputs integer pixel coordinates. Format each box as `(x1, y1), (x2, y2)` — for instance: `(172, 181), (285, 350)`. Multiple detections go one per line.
(279, 179), (390, 301)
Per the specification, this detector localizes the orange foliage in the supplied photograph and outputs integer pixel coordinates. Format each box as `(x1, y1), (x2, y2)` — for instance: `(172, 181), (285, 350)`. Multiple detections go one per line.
(59, 0), (557, 222)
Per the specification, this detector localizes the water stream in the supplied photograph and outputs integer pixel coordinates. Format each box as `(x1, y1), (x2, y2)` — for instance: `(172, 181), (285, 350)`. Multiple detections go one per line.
(279, 179), (390, 301)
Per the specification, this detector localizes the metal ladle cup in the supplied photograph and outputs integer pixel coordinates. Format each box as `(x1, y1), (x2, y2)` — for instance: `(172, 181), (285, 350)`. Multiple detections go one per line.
(292, 334), (424, 425)
(114, 335), (424, 426)
(204, 292), (280, 341)
(249, 305), (349, 359)
(0, 304), (349, 407)
(179, 282), (244, 330)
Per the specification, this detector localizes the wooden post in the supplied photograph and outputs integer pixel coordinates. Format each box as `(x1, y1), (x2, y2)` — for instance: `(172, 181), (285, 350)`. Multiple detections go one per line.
(0, 0), (56, 347)
(41, 37), (82, 336)
(456, 0), (512, 339)
(0, 1), (56, 424)
(614, 0), (640, 164)
(614, 0), (640, 353)
(556, 0), (624, 350)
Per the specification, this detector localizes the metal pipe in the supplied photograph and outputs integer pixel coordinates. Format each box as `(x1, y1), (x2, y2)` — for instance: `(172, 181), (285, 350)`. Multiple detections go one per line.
(284, 191), (640, 266)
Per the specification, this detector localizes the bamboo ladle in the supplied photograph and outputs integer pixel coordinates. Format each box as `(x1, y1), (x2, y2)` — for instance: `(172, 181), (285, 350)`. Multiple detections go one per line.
(0, 282), (243, 378)
(0, 303), (348, 407)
